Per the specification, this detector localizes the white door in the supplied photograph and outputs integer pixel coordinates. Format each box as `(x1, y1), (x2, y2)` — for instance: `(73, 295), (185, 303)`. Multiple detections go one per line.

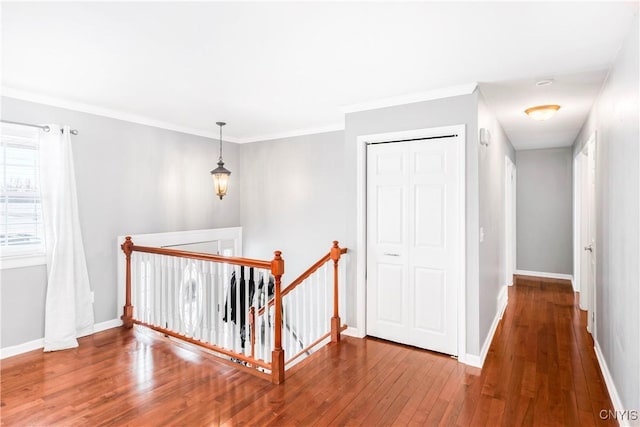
(578, 136), (597, 334)
(505, 157), (516, 287)
(366, 136), (461, 355)
(585, 138), (597, 335)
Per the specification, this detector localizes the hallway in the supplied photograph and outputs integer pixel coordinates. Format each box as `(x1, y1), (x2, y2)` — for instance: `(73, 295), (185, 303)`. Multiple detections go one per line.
(0, 276), (614, 425)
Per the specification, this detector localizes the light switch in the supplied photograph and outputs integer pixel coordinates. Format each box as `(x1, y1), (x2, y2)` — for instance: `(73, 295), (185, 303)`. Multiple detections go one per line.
(480, 227), (485, 243)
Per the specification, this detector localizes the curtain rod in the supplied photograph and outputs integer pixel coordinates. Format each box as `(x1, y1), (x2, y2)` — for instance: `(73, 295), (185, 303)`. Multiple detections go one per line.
(1, 119), (79, 135)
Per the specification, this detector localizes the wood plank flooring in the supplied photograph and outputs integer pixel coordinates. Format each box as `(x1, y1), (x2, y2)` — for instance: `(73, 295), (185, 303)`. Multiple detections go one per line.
(1, 276), (615, 426)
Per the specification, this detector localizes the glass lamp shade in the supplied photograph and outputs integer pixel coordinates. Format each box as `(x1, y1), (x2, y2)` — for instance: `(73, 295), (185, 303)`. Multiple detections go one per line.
(524, 104), (561, 121)
(210, 161), (231, 200)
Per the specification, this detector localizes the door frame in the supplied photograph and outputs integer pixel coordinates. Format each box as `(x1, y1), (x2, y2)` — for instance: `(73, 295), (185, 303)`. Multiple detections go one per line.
(354, 124), (466, 358)
(504, 156), (516, 287)
(573, 132), (597, 335)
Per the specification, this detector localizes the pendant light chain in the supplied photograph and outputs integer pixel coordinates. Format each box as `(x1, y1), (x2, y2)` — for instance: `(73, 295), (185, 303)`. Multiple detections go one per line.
(219, 123), (223, 161)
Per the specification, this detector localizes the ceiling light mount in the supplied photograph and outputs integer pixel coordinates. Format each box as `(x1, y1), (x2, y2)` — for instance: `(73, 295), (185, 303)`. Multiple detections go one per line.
(535, 79), (554, 87)
(524, 104), (561, 121)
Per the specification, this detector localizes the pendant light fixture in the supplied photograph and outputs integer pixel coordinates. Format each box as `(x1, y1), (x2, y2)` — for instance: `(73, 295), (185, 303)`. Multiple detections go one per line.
(210, 121), (231, 200)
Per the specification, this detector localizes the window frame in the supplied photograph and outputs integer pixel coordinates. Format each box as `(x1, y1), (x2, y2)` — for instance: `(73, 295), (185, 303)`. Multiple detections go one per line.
(0, 123), (46, 270)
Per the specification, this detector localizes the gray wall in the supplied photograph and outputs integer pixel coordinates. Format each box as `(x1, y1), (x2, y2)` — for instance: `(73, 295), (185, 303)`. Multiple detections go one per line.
(516, 148), (573, 274)
(572, 15), (639, 411)
(477, 92), (516, 346)
(1, 97), (241, 348)
(240, 92), (515, 358)
(239, 131), (348, 282)
(3, 92), (515, 361)
(344, 93), (484, 354)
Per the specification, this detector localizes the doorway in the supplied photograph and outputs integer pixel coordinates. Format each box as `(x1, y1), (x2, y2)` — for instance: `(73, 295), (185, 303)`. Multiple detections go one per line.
(574, 133), (597, 335)
(357, 125), (465, 357)
(505, 156), (516, 287)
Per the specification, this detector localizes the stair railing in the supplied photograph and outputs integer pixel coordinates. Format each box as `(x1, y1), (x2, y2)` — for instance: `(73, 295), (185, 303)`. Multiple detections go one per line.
(258, 241), (348, 368)
(121, 237), (347, 383)
(121, 236), (285, 383)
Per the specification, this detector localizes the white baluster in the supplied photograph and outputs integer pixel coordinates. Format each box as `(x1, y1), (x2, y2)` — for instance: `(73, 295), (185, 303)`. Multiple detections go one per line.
(130, 253), (137, 320)
(209, 261), (215, 345)
(161, 255), (167, 329)
(256, 269), (264, 361)
(318, 268), (323, 339)
(173, 256), (180, 331)
(139, 254), (145, 324)
(221, 262), (226, 349)
(180, 257), (187, 335)
(324, 262), (329, 331)
(217, 261), (223, 348)
(264, 270), (271, 363)
(282, 298), (289, 357)
(141, 254), (146, 324)
(302, 279), (308, 348)
(233, 265), (240, 354)
(245, 266), (252, 357)
(166, 256), (173, 330)
(340, 254), (347, 324)
(197, 260), (203, 340)
(291, 282), (303, 356)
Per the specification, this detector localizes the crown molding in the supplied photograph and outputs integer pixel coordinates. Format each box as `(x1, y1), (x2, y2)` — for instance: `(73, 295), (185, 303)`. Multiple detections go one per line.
(341, 82), (478, 114)
(3, 83), (477, 144)
(1, 86), (243, 143)
(236, 122), (344, 144)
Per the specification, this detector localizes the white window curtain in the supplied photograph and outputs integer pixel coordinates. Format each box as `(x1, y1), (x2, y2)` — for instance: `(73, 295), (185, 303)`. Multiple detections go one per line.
(40, 124), (94, 351)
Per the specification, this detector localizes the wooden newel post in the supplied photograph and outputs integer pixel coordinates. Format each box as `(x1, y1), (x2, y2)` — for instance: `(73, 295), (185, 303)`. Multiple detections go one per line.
(121, 236), (134, 329)
(330, 240), (342, 343)
(271, 250), (285, 384)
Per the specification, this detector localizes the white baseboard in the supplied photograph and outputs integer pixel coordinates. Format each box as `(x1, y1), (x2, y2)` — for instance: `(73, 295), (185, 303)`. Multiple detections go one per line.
(515, 270), (573, 283)
(0, 318), (122, 360)
(342, 326), (365, 338)
(462, 286), (509, 369)
(93, 318), (123, 333)
(0, 338), (45, 360)
(461, 353), (482, 368)
(594, 339), (631, 425)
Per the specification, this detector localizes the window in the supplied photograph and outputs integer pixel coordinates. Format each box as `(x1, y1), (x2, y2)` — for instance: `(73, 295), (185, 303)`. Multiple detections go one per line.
(0, 123), (45, 260)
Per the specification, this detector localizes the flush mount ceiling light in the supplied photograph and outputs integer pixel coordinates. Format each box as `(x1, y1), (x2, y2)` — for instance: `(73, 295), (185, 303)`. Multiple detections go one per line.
(210, 121), (231, 200)
(524, 104), (561, 121)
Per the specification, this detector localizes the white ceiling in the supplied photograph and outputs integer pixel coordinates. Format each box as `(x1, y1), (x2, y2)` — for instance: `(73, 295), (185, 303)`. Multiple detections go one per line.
(479, 70), (609, 150)
(2, 2), (638, 145)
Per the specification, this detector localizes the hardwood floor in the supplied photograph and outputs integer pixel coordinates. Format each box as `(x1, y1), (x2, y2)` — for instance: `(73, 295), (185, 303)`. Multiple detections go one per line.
(1, 277), (615, 426)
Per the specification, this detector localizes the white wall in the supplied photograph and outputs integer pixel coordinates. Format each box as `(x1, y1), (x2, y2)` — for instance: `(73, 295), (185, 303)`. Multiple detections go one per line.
(572, 15), (639, 411)
(516, 148), (573, 275)
(0, 97), (241, 348)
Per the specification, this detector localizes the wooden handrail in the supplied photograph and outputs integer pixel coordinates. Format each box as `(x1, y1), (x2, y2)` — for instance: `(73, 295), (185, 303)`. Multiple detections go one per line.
(121, 236), (346, 385)
(130, 244), (272, 269)
(121, 236), (285, 383)
(257, 246), (347, 316)
(132, 319), (271, 370)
